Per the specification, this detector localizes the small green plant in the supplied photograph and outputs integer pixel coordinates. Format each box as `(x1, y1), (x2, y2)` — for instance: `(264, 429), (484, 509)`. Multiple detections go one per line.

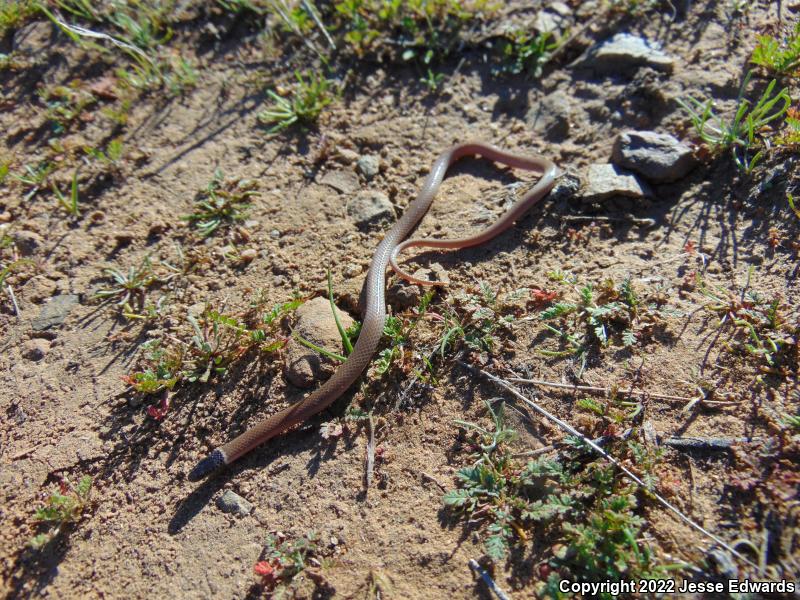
(259, 70), (335, 133)
(95, 256), (159, 311)
(751, 21), (800, 76)
(789, 192), (800, 220)
(254, 532), (320, 596)
(0, 0), (37, 37)
(184, 169), (258, 237)
(39, 83), (97, 134)
(86, 138), (125, 170)
(52, 170), (81, 217)
(443, 401), (678, 586)
(15, 162), (54, 201)
(677, 73), (791, 173)
(537, 276), (674, 376)
(494, 30), (563, 78)
(698, 271), (798, 379)
(29, 475), (93, 549)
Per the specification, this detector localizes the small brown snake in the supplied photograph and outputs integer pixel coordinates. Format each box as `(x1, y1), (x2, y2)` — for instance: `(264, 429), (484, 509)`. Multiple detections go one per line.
(189, 141), (557, 480)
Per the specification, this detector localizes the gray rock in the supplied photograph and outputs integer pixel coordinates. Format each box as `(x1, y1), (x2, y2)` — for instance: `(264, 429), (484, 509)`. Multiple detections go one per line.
(387, 264), (448, 310)
(11, 230), (44, 256)
(356, 155), (381, 180)
(32, 294), (80, 330)
(346, 191), (395, 229)
(534, 2), (570, 33)
(581, 164), (652, 201)
(576, 33), (675, 74)
(527, 91), (572, 140)
(22, 338), (50, 361)
(612, 130), (696, 182)
(320, 170), (360, 194)
(284, 297), (355, 388)
(548, 169), (582, 202)
(216, 490), (253, 516)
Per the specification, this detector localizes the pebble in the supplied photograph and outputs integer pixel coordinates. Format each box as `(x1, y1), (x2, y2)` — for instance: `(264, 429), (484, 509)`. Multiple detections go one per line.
(580, 164), (652, 200)
(548, 169), (582, 202)
(22, 338), (50, 361)
(283, 297), (355, 388)
(612, 130), (696, 183)
(337, 148), (359, 164)
(11, 230), (43, 256)
(356, 155), (381, 180)
(216, 490), (253, 516)
(576, 33), (675, 74)
(320, 169), (360, 194)
(387, 264), (448, 310)
(527, 90), (572, 141)
(346, 191), (395, 229)
(32, 294), (80, 330)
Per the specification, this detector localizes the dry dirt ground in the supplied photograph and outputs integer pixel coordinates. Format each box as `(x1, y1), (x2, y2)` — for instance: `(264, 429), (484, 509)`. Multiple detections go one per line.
(1, 1), (799, 599)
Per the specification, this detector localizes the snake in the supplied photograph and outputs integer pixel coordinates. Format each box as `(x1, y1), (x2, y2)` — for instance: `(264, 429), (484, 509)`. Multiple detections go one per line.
(188, 141), (557, 481)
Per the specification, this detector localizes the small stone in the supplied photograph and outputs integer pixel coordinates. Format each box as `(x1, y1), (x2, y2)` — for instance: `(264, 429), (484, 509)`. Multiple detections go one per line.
(148, 221), (168, 237)
(239, 249), (258, 262)
(612, 130), (696, 183)
(387, 264), (448, 310)
(11, 230), (43, 256)
(527, 90), (572, 141)
(548, 169), (582, 202)
(216, 490), (253, 516)
(580, 164), (652, 201)
(337, 148), (359, 164)
(113, 231), (134, 246)
(320, 170), (360, 194)
(269, 229), (281, 239)
(284, 297), (356, 388)
(0, 211), (12, 223)
(346, 191), (395, 229)
(356, 155), (381, 180)
(344, 264), (363, 278)
(32, 294), (80, 330)
(576, 33), (675, 74)
(22, 338), (50, 361)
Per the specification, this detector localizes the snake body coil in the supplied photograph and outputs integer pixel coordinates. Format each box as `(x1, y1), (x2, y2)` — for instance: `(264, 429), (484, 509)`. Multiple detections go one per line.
(189, 142), (556, 481)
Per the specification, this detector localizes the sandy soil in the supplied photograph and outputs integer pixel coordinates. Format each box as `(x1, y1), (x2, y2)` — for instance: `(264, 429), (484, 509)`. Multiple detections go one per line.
(1, 1), (798, 599)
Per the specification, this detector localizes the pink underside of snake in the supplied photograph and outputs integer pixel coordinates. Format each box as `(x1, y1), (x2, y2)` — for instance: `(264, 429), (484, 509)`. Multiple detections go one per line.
(188, 141), (557, 480)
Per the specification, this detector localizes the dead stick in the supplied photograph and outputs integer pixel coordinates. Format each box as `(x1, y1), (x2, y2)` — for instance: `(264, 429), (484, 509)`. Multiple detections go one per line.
(468, 559), (511, 600)
(459, 361), (761, 572)
(505, 376), (705, 404)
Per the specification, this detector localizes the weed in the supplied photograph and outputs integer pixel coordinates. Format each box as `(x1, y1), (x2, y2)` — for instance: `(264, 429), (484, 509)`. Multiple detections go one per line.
(537, 275), (675, 376)
(0, 0), (37, 37)
(15, 162), (54, 201)
(184, 169), (258, 237)
(776, 106), (800, 146)
(443, 401), (678, 587)
(751, 21), (800, 76)
(52, 170), (80, 217)
(0, 161), (9, 184)
(789, 192), (800, 220)
(494, 30), (563, 78)
(95, 256), (160, 311)
(86, 138), (125, 171)
(39, 83), (97, 135)
(677, 73), (791, 173)
(330, 0), (491, 63)
(258, 70), (335, 133)
(254, 532), (320, 596)
(698, 271), (798, 379)
(123, 339), (180, 394)
(29, 475), (93, 549)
